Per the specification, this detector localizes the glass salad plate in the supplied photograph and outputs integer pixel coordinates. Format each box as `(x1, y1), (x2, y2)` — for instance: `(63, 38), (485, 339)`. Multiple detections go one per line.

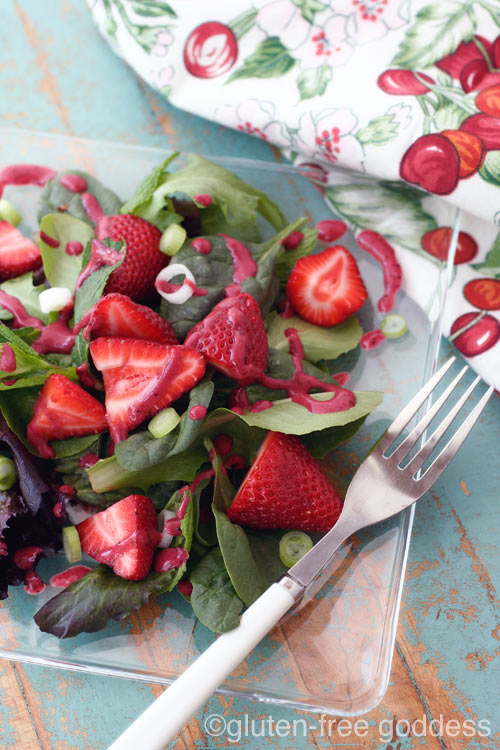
(0, 127), (459, 716)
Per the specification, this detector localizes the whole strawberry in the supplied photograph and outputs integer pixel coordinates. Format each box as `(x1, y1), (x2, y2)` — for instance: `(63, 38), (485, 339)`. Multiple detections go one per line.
(184, 292), (268, 386)
(228, 431), (342, 533)
(81, 192), (167, 301)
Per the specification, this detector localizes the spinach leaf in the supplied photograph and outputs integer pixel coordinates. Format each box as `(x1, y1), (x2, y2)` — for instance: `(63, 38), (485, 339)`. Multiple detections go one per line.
(300, 416), (369, 458)
(239, 390), (383, 434)
(120, 154), (179, 216)
(37, 170), (122, 224)
(190, 547), (243, 633)
(247, 532), (288, 587)
(266, 314), (363, 363)
(39, 214), (93, 290)
(114, 381), (214, 472)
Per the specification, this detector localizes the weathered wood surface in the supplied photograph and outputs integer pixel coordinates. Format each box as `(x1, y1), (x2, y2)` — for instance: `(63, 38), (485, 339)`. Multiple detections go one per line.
(0, 2), (499, 747)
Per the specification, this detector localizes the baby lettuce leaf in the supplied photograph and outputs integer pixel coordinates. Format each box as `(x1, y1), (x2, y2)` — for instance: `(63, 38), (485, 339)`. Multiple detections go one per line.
(120, 154), (179, 216)
(34, 487), (194, 638)
(0, 415), (51, 516)
(114, 381), (215, 472)
(266, 314), (363, 363)
(0, 273), (49, 324)
(127, 154), (286, 243)
(39, 214), (93, 290)
(238, 390), (383, 434)
(73, 240), (125, 323)
(190, 547), (243, 633)
(38, 170), (122, 224)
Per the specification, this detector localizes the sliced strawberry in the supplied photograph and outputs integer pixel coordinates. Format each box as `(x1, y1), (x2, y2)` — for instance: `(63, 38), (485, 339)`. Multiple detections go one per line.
(184, 293), (268, 386)
(76, 494), (161, 581)
(0, 220), (42, 281)
(227, 432), (342, 533)
(74, 293), (178, 344)
(27, 374), (108, 459)
(90, 338), (206, 442)
(285, 245), (367, 327)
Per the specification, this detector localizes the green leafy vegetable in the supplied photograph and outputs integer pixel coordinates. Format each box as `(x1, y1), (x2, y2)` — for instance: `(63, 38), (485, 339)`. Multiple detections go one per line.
(190, 547), (243, 633)
(34, 486), (194, 638)
(120, 154), (178, 216)
(266, 314), (363, 363)
(0, 273), (48, 324)
(130, 154), (286, 243)
(300, 416), (369, 458)
(114, 381), (214, 472)
(37, 170), (122, 224)
(0, 325), (76, 392)
(39, 214), (93, 290)
(73, 240), (124, 323)
(237, 390), (383, 434)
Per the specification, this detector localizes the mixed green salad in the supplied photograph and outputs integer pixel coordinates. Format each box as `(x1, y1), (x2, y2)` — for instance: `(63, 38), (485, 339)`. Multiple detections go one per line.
(0, 154), (386, 638)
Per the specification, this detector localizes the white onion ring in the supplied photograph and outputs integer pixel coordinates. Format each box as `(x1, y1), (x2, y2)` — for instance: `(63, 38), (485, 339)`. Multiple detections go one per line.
(155, 264), (196, 304)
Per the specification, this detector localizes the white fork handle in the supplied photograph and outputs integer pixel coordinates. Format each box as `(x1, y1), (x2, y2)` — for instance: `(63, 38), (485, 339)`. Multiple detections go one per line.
(108, 583), (295, 750)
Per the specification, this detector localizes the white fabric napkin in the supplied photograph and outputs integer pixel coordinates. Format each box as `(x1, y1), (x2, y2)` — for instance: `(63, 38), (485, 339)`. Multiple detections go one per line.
(87, 0), (500, 388)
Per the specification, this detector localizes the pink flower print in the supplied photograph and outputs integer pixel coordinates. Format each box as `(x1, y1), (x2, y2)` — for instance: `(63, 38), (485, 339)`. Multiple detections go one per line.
(335, 0), (407, 44)
(216, 100), (291, 148)
(256, 0), (310, 49)
(299, 19), (353, 68)
(298, 110), (364, 171)
(151, 29), (174, 56)
(151, 65), (175, 91)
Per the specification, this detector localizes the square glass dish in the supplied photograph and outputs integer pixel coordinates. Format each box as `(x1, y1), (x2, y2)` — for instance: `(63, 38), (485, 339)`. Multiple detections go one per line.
(0, 128), (457, 716)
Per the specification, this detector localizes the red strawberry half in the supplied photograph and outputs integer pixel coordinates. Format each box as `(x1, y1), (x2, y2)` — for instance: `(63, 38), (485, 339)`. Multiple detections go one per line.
(74, 293), (178, 344)
(227, 431), (343, 533)
(27, 373), (108, 458)
(0, 220), (42, 281)
(286, 245), (367, 327)
(184, 293), (268, 385)
(90, 338), (206, 442)
(76, 494), (161, 580)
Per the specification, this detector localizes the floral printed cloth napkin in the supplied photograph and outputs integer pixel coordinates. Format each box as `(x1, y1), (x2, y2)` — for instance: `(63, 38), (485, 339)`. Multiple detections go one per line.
(88, 0), (500, 388)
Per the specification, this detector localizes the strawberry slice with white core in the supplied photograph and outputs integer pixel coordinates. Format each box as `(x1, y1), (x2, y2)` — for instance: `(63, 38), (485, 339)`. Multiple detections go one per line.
(0, 220), (42, 281)
(76, 494), (161, 580)
(74, 293), (178, 344)
(27, 373), (108, 458)
(89, 338), (206, 443)
(285, 245), (367, 327)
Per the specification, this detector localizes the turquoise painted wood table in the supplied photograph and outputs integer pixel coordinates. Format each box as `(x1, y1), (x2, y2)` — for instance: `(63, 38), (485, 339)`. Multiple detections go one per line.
(1, 2), (499, 748)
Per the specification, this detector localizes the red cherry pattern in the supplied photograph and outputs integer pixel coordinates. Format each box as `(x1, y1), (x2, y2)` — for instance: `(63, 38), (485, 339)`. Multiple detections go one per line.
(399, 134), (460, 195)
(463, 278), (500, 310)
(421, 228), (478, 264)
(451, 312), (500, 357)
(183, 22), (238, 79)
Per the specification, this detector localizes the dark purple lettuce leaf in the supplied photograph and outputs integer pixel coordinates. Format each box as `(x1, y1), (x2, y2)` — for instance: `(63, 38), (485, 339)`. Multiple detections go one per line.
(0, 416), (61, 599)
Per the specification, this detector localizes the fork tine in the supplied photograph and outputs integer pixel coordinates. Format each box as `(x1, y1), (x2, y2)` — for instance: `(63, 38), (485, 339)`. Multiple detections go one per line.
(416, 384), (494, 493)
(389, 365), (468, 464)
(404, 372), (480, 473)
(377, 357), (456, 455)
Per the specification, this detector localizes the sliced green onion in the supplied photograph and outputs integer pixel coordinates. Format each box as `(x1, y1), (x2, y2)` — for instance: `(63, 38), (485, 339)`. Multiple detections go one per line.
(381, 314), (408, 339)
(159, 224), (187, 256)
(148, 407), (181, 438)
(0, 199), (22, 228)
(0, 456), (17, 491)
(279, 531), (313, 568)
(63, 526), (82, 563)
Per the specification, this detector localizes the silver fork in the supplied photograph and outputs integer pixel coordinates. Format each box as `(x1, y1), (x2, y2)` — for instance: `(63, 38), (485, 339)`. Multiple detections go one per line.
(108, 358), (493, 750)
